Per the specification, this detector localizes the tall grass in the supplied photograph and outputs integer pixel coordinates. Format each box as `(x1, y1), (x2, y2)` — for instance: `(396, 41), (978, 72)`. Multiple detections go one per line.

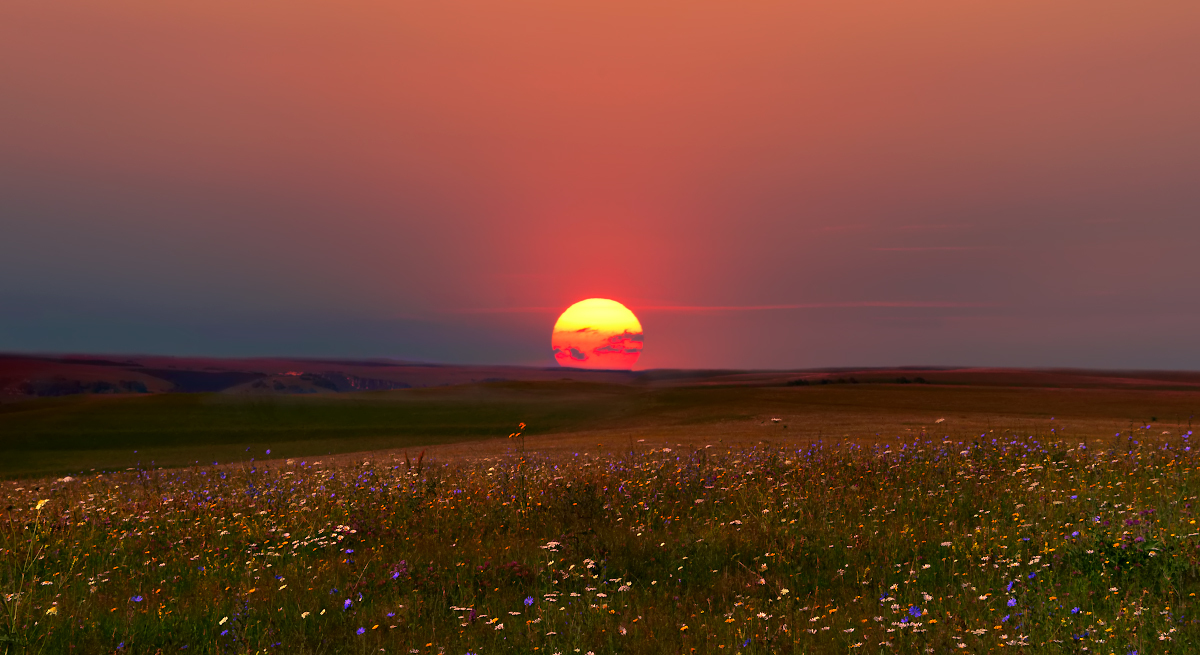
(2, 427), (1198, 653)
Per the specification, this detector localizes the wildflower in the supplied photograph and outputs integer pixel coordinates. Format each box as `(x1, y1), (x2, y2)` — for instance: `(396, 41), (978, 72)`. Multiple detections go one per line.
(525, 596), (534, 606)
(1007, 598), (1017, 607)
(35, 499), (48, 511)
(130, 596), (143, 603)
(219, 617), (228, 625)
(301, 612), (310, 619)
(1071, 607), (1080, 614)
(908, 606), (922, 618)
(357, 627), (365, 635)
(344, 599), (352, 610)
(45, 606), (58, 616)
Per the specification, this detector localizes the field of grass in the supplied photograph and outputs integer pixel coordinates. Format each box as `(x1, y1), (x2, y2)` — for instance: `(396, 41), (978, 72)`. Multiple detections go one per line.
(3, 423), (1198, 653)
(3, 378), (1198, 479)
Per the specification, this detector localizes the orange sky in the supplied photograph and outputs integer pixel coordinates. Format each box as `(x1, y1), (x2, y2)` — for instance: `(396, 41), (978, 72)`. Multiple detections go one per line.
(2, 1), (1199, 368)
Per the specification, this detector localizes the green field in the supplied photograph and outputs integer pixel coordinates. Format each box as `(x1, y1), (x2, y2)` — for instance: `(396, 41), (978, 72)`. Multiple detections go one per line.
(3, 427), (1197, 653)
(2, 379), (1198, 479)
(3, 377), (1200, 653)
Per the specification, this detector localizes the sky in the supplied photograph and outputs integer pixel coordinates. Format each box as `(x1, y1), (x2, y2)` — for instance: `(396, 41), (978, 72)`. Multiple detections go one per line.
(2, 0), (1199, 370)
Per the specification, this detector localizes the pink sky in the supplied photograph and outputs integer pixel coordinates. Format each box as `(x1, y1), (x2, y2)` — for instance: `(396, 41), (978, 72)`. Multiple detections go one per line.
(2, 1), (1199, 369)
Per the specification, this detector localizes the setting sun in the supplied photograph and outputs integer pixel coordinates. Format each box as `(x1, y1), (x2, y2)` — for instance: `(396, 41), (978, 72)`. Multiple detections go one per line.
(551, 299), (643, 370)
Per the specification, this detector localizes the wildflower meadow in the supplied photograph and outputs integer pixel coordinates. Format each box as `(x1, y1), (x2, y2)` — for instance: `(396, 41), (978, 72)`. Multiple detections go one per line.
(3, 428), (1198, 654)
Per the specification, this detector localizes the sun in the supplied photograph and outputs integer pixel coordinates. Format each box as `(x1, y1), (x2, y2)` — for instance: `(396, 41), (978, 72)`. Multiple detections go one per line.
(551, 299), (643, 370)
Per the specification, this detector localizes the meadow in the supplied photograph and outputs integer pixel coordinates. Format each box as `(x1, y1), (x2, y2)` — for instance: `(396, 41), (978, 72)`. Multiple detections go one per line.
(3, 422), (1198, 654)
(4, 373), (1198, 479)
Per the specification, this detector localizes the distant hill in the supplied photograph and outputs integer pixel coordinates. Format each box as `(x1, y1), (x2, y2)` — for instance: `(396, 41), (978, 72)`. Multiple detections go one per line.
(0, 354), (638, 398)
(4, 352), (1200, 400)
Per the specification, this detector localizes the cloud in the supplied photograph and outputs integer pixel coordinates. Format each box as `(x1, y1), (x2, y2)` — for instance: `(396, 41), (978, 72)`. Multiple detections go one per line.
(870, 246), (991, 252)
(634, 301), (993, 312)
(594, 330), (644, 355)
(456, 301), (991, 314)
(551, 346), (589, 361)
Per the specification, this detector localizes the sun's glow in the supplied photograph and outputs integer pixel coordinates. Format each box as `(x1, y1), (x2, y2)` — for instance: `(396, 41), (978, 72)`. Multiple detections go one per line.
(551, 298), (643, 370)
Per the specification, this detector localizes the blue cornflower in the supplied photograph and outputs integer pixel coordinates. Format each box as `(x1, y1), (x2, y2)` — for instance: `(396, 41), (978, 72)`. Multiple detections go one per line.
(1002, 614), (1009, 623)
(130, 595), (143, 603)
(345, 549), (354, 554)
(1028, 572), (1036, 579)
(524, 596), (534, 607)
(392, 571), (400, 579)
(1072, 531), (1080, 537)
(220, 630), (228, 636)
(908, 606), (922, 618)
(1071, 607), (1080, 614)
(357, 627), (365, 635)
(343, 599), (352, 610)
(1006, 581), (1014, 592)
(1007, 598), (1017, 607)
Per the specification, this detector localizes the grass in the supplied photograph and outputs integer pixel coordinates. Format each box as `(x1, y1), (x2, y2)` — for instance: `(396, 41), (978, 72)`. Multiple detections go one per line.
(3, 423), (1199, 653)
(0, 382), (634, 479)
(3, 379), (1198, 479)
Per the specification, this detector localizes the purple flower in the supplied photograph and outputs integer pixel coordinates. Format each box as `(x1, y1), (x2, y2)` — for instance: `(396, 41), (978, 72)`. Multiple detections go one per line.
(1007, 598), (1017, 607)
(1028, 572), (1036, 579)
(345, 549), (354, 554)
(130, 596), (143, 603)
(1071, 607), (1080, 614)
(392, 571), (400, 579)
(344, 599), (352, 610)
(357, 627), (365, 635)
(1072, 531), (1080, 537)
(266, 449), (271, 455)
(524, 596), (534, 607)
(908, 606), (922, 618)
(220, 630), (228, 636)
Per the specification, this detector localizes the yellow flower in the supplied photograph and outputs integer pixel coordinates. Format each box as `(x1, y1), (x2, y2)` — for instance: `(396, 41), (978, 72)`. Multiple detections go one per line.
(45, 606), (58, 616)
(35, 500), (49, 511)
